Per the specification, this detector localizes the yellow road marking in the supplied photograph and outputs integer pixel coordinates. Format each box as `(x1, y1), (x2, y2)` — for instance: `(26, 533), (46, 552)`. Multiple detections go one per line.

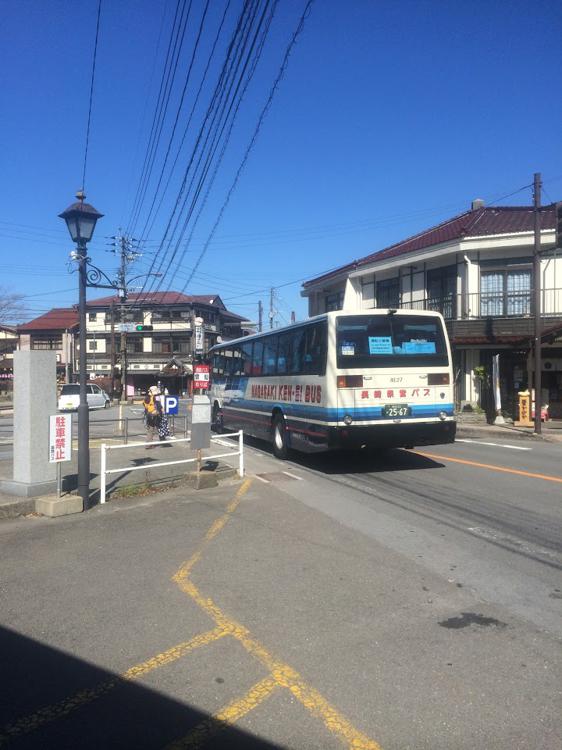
(2, 477), (382, 750)
(416, 450), (562, 484)
(171, 478), (382, 750)
(0, 628), (227, 746)
(167, 676), (278, 749)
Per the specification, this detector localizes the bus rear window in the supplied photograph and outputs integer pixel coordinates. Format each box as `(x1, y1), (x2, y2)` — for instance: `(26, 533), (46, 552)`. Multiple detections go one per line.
(336, 314), (448, 368)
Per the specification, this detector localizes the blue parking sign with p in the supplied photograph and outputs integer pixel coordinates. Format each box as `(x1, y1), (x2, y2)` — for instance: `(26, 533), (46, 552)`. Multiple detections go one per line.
(164, 396), (179, 415)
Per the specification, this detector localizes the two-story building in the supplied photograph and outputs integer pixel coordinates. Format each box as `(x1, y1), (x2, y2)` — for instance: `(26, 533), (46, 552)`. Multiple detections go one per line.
(302, 201), (562, 418)
(83, 292), (249, 397)
(0, 324), (18, 392)
(17, 308), (78, 383)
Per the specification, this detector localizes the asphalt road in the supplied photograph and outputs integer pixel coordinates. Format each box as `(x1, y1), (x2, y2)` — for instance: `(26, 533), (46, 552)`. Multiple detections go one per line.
(1, 433), (561, 748)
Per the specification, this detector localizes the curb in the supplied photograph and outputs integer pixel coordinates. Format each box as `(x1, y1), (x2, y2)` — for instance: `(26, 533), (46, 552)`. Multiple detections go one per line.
(0, 497), (35, 520)
(456, 423), (559, 443)
(0, 465), (239, 521)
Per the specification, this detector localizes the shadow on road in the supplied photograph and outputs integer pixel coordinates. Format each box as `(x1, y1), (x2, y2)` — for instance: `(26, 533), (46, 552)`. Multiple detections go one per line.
(239, 434), (445, 475)
(0, 625), (283, 749)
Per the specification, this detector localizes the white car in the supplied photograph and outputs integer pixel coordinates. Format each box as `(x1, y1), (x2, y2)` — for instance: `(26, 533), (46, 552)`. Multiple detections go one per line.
(58, 383), (111, 411)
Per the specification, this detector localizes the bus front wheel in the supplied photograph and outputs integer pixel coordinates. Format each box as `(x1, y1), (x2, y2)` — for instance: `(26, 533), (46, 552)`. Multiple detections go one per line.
(272, 414), (289, 459)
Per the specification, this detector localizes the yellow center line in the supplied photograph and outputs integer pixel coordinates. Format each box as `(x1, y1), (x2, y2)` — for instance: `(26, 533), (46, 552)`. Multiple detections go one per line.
(171, 478), (382, 750)
(2, 477), (382, 750)
(416, 450), (562, 484)
(166, 676), (278, 750)
(0, 627), (228, 746)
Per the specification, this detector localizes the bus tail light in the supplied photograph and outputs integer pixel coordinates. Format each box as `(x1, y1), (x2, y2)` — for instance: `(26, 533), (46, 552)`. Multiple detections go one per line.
(428, 373), (449, 385)
(337, 375), (363, 388)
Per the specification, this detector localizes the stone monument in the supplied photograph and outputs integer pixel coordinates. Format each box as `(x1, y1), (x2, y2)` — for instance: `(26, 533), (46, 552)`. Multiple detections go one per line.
(1, 350), (57, 497)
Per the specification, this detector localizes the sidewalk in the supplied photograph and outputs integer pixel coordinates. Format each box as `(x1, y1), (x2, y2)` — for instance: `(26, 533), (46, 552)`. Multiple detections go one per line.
(456, 412), (562, 443)
(0, 435), (240, 520)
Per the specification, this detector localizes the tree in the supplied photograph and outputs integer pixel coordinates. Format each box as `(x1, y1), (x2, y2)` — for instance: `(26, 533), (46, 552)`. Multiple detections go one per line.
(0, 287), (26, 323)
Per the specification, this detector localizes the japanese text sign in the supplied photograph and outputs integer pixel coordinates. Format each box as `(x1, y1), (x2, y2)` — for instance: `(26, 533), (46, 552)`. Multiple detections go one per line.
(49, 414), (72, 463)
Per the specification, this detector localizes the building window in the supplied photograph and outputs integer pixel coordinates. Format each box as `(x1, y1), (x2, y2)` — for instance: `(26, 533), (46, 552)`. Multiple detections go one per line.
(325, 291), (343, 312)
(88, 312), (97, 322)
(31, 336), (62, 350)
(126, 339), (144, 354)
(88, 340), (98, 351)
(153, 339), (172, 354)
(376, 278), (399, 309)
(427, 266), (457, 319)
(480, 269), (531, 317)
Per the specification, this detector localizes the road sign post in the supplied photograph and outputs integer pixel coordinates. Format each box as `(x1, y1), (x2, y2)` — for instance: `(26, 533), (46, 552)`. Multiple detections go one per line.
(49, 413), (72, 497)
(193, 363), (210, 392)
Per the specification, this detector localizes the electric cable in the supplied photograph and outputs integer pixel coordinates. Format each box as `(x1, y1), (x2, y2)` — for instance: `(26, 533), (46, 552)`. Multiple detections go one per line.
(138, 0), (233, 246)
(131, 0), (262, 304)
(81, 0), (102, 191)
(128, 0), (195, 236)
(149, 0), (277, 300)
(125, 0), (187, 234)
(174, 0), (316, 299)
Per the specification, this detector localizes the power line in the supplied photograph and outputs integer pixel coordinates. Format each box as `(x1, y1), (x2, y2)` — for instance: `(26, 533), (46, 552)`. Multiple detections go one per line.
(174, 0), (316, 299)
(82, 0), (103, 191)
(125, 0), (187, 234)
(139, 0), (233, 246)
(135, 0), (214, 243)
(132, 0), (265, 304)
(147, 0), (277, 299)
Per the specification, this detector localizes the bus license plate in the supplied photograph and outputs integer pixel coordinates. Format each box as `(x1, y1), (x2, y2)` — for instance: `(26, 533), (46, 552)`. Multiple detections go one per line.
(383, 404), (411, 418)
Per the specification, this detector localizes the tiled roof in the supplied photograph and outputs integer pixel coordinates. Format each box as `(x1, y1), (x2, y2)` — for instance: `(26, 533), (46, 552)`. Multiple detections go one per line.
(86, 292), (220, 307)
(221, 309), (249, 322)
(304, 204), (557, 287)
(18, 308), (78, 331)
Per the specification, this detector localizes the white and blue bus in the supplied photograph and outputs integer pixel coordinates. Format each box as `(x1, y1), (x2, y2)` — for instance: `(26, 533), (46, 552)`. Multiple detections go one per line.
(209, 310), (456, 458)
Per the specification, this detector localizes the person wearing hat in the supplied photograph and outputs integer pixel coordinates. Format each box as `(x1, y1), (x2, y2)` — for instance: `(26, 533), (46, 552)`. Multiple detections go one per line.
(143, 385), (162, 447)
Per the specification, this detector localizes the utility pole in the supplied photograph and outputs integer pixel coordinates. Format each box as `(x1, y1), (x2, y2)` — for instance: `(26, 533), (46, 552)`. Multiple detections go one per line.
(109, 301), (116, 399)
(109, 231), (141, 402)
(258, 300), (263, 333)
(118, 234), (129, 402)
(533, 172), (542, 435)
(269, 288), (275, 330)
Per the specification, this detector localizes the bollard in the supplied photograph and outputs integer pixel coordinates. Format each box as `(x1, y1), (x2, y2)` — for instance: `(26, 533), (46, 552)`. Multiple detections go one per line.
(124, 417), (129, 445)
(238, 430), (244, 477)
(184, 414), (188, 438)
(100, 444), (107, 503)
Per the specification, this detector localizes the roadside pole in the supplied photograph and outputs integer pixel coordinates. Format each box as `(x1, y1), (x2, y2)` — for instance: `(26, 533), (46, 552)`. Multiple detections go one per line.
(533, 172), (542, 435)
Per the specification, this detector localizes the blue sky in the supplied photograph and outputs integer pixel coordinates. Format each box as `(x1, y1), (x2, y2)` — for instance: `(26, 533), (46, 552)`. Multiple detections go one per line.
(2, 0), (561, 325)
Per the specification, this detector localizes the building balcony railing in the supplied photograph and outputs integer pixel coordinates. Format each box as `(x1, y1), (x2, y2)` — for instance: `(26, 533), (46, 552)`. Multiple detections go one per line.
(398, 288), (562, 321)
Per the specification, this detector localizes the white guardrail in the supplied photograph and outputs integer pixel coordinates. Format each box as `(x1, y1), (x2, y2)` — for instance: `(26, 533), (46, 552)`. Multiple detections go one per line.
(99, 431), (244, 504)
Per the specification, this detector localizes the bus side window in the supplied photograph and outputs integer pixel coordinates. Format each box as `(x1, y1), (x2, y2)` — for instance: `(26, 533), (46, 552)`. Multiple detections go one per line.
(241, 342), (254, 376)
(277, 333), (291, 375)
(225, 349), (237, 376)
(303, 322), (327, 375)
(263, 336), (278, 376)
(251, 341), (263, 375)
(290, 328), (306, 374)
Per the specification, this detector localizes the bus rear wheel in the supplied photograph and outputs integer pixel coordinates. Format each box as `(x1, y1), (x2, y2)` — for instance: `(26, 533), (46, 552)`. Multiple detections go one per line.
(212, 403), (224, 434)
(272, 414), (288, 460)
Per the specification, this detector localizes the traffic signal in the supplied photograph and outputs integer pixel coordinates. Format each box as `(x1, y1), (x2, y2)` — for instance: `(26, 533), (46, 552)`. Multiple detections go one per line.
(556, 202), (562, 249)
(135, 325), (153, 331)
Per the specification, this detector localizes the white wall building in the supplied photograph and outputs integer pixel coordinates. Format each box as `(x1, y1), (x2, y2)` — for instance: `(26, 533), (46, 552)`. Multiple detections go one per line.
(302, 201), (562, 418)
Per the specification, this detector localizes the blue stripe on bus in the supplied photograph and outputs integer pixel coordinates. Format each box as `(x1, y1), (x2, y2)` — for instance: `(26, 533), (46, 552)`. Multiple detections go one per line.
(225, 399), (454, 421)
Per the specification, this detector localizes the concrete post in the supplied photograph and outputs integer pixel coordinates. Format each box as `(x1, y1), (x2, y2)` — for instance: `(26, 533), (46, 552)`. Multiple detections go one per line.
(1, 351), (57, 497)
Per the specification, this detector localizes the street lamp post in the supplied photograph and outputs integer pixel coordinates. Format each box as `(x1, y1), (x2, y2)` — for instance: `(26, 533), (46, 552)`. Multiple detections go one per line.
(59, 191), (103, 510)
